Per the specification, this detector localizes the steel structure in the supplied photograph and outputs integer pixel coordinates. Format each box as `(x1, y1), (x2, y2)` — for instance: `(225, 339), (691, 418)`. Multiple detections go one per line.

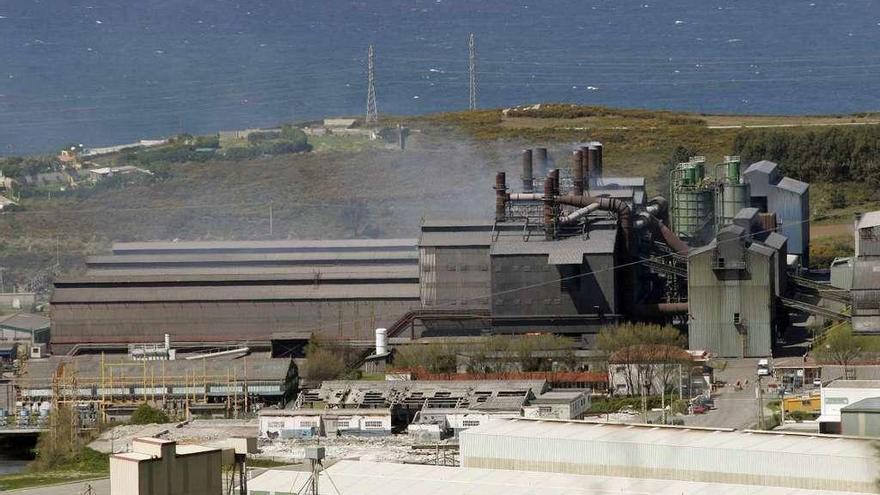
(366, 44), (378, 124)
(468, 33), (477, 110)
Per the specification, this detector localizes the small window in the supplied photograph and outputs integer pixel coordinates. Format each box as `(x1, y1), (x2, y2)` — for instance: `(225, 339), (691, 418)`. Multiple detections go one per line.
(462, 420), (481, 427)
(734, 313), (741, 324)
(364, 420), (384, 429)
(717, 257), (726, 268)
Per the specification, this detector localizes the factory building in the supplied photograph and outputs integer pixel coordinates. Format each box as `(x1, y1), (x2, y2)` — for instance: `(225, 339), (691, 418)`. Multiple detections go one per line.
(819, 380), (880, 434)
(851, 212), (880, 334)
(248, 459), (867, 495)
(687, 224), (778, 357)
(417, 218), (493, 310)
(51, 239), (421, 352)
(459, 418), (879, 493)
(742, 160), (809, 265)
(841, 397), (880, 438)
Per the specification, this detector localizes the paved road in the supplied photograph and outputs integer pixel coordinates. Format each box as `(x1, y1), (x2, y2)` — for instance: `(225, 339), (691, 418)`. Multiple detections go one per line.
(682, 358), (773, 429)
(8, 478), (109, 495)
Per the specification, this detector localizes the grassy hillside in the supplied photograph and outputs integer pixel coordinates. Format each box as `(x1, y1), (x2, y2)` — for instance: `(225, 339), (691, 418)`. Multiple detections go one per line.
(1, 104), (877, 289)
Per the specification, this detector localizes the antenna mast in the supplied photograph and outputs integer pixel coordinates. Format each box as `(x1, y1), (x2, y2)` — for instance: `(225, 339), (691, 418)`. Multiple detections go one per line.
(468, 33), (477, 111)
(366, 44), (378, 124)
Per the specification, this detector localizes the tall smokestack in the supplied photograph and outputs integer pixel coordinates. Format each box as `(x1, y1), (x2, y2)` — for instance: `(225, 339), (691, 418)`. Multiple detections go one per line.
(535, 147), (548, 176)
(572, 150), (584, 196)
(579, 146), (590, 190)
(549, 168), (560, 197)
(521, 149), (534, 192)
(543, 176), (555, 240)
(495, 171), (508, 222)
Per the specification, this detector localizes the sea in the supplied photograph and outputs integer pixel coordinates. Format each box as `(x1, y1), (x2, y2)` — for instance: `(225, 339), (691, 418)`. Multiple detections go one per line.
(1, 0), (879, 155)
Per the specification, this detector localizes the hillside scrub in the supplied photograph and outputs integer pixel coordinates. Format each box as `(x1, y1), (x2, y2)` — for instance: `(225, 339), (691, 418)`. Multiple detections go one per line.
(733, 125), (880, 186)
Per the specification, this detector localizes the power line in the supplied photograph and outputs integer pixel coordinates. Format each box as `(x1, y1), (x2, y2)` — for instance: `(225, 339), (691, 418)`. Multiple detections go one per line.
(366, 44), (378, 124)
(468, 33), (477, 111)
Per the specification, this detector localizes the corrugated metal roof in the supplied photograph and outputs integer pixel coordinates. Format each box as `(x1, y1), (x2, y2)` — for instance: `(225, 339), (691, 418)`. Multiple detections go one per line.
(763, 232), (788, 250)
(734, 207), (760, 220)
(749, 242), (775, 257)
(856, 211), (880, 230)
(842, 397), (880, 413)
(776, 177), (809, 195)
(112, 238), (417, 254)
(826, 380), (880, 389)
(490, 229), (616, 261)
(57, 267), (418, 285)
(462, 418), (875, 457)
(0, 313), (50, 331)
(87, 251), (418, 266)
(18, 352), (289, 386)
(51, 283), (420, 303)
(744, 160), (779, 176)
(248, 460), (866, 495)
(71, 265), (419, 279)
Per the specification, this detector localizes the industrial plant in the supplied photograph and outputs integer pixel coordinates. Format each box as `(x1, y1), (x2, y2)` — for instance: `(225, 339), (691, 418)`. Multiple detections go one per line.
(45, 142), (845, 360)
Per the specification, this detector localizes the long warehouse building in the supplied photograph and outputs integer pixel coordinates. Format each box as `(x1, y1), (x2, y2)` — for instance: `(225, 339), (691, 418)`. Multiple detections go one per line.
(459, 418), (879, 493)
(50, 239), (421, 353)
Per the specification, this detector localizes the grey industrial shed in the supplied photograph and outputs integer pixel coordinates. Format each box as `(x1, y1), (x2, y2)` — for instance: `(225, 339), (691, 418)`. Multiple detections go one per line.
(841, 397), (880, 438)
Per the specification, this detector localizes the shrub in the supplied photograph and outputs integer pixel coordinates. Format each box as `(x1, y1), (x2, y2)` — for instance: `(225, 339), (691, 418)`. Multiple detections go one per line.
(130, 403), (170, 425)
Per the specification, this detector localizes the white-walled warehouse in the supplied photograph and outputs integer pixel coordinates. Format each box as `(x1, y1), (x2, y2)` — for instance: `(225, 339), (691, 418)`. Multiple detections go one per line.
(458, 418), (878, 493)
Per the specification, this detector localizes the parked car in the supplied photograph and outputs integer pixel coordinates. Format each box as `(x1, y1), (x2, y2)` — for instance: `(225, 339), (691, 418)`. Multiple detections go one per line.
(813, 379), (823, 387)
(691, 404), (708, 414)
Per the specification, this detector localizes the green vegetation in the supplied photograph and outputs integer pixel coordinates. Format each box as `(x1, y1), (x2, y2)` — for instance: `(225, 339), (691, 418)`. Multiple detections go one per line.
(392, 335), (580, 374)
(813, 323), (880, 365)
(588, 394), (684, 415)
(302, 337), (365, 381)
(810, 235), (854, 268)
(733, 125), (880, 186)
(130, 403), (170, 425)
(596, 323), (686, 355)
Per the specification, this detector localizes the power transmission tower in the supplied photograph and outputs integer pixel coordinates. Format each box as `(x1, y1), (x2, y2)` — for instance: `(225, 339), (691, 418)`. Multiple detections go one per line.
(468, 33), (477, 110)
(366, 44), (378, 124)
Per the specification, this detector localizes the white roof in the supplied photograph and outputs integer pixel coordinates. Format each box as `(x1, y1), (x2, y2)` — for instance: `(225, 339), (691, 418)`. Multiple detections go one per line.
(248, 460), (867, 495)
(857, 211), (880, 230)
(461, 418), (875, 458)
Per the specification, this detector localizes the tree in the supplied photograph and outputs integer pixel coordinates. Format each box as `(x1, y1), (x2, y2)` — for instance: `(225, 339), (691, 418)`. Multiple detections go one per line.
(303, 337), (348, 381)
(599, 323), (687, 396)
(814, 323), (864, 379)
(130, 403), (170, 425)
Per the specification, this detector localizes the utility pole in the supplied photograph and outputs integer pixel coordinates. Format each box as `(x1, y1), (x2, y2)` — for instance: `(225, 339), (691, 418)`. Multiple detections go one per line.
(268, 203), (273, 237)
(366, 44), (378, 124)
(756, 375), (765, 429)
(468, 33), (477, 111)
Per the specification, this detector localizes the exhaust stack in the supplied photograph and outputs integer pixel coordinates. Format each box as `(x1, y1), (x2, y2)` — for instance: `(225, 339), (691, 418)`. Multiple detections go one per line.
(572, 150), (585, 196)
(495, 171), (508, 222)
(521, 149), (534, 192)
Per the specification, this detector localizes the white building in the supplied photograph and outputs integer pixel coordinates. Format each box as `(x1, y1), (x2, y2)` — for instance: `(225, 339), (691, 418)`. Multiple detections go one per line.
(459, 418), (879, 493)
(259, 408), (392, 439)
(247, 460), (868, 495)
(819, 380), (880, 434)
(522, 390), (589, 420)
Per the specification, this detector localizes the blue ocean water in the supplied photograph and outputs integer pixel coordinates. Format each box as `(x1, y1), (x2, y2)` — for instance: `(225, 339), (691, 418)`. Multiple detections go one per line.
(1, 0), (878, 154)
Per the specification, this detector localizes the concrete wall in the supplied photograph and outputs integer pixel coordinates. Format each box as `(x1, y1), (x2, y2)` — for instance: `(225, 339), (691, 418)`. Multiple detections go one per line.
(0, 293), (35, 310)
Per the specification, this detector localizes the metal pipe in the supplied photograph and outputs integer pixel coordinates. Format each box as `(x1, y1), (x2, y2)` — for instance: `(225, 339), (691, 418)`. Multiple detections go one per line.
(495, 171), (508, 222)
(559, 203), (600, 225)
(543, 177), (555, 239)
(633, 303), (689, 317)
(549, 169), (560, 196)
(521, 149), (534, 192)
(572, 150), (585, 196)
(554, 194), (632, 253)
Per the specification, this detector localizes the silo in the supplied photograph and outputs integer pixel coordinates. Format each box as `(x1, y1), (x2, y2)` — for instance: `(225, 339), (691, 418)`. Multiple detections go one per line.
(670, 159), (715, 242)
(715, 156), (751, 231)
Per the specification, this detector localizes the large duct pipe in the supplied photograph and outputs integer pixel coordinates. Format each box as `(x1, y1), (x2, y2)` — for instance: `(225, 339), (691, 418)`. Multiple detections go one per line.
(634, 302), (689, 318)
(495, 171), (507, 222)
(639, 212), (689, 255)
(543, 176), (556, 239)
(572, 150), (585, 196)
(535, 147), (549, 176)
(559, 203), (600, 225)
(521, 149), (534, 192)
(555, 194), (632, 253)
